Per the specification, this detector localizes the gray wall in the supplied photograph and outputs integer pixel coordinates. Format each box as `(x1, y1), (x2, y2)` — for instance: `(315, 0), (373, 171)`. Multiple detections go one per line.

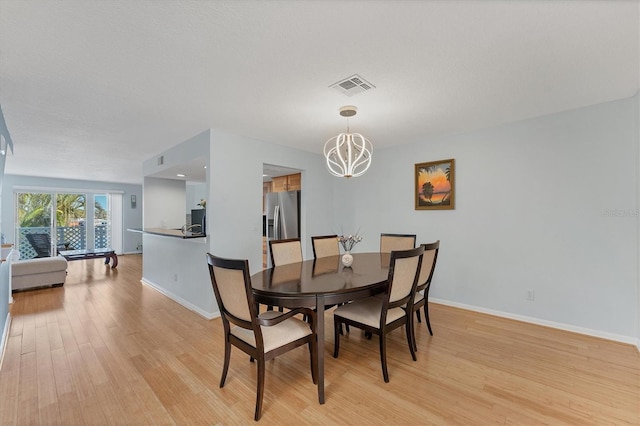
(1, 175), (143, 253)
(335, 94), (639, 343)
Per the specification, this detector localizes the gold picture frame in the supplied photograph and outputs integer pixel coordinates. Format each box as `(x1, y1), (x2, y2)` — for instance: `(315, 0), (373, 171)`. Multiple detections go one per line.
(415, 159), (455, 210)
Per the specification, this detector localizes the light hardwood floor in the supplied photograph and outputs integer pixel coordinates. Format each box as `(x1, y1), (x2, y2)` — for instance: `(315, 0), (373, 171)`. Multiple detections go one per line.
(1, 254), (638, 425)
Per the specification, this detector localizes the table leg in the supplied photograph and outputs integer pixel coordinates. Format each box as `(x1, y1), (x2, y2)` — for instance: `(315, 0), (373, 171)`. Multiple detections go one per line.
(109, 253), (118, 268)
(316, 295), (325, 404)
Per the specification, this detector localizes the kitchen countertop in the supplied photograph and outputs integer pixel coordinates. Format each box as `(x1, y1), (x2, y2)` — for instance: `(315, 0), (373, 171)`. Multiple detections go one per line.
(127, 228), (206, 239)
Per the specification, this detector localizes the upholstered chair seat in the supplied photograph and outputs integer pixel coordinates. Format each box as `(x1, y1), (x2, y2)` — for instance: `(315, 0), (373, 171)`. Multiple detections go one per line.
(333, 298), (406, 328)
(379, 233), (416, 253)
(231, 316), (313, 353)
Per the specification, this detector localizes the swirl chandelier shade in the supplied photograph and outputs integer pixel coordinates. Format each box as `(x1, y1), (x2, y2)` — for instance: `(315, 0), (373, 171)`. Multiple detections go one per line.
(323, 106), (373, 178)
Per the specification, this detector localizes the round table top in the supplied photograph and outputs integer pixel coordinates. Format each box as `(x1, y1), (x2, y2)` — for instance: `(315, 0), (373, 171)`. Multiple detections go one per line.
(251, 252), (391, 298)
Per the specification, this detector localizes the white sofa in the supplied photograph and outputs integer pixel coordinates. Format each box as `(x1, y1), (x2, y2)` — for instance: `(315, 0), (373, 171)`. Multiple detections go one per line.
(10, 252), (68, 291)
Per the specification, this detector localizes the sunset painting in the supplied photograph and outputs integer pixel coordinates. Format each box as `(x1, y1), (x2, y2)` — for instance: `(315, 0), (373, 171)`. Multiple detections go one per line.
(415, 159), (455, 210)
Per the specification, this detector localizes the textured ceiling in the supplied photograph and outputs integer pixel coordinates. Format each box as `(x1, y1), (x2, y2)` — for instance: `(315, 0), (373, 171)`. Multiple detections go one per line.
(0, 0), (638, 184)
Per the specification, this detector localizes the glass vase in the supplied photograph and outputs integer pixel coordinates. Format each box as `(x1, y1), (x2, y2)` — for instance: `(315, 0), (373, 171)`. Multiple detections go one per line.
(341, 251), (354, 267)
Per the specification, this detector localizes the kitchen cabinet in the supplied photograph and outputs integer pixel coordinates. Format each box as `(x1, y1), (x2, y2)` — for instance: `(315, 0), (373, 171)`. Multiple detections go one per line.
(271, 173), (301, 192)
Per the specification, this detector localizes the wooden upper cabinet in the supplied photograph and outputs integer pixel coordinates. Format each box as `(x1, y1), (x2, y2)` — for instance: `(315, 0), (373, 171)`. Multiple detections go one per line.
(286, 173), (301, 191)
(271, 176), (288, 192)
(271, 173), (301, 192)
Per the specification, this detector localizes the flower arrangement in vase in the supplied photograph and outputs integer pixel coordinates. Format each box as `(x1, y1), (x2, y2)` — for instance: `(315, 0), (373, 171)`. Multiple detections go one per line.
(337, 233), (362, 267)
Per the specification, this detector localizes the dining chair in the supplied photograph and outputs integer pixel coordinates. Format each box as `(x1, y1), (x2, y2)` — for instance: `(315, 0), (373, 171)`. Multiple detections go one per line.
(379, 233), (416, 253)
(333, 246), (424, 383)
(311, 235), (339, 259)
(269, 238), (303, 266)
(206, 253), (318, 421)
(411, 241), (440, 349)
(267, 238), (303, 311)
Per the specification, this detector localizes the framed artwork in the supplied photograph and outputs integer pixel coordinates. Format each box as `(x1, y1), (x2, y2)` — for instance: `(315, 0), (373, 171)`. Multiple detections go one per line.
(415, 158), (455, 210)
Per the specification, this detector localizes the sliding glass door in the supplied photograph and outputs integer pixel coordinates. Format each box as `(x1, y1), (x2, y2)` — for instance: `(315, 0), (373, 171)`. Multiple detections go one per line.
(56, 193), (86, 252)
(16, 192), (87, 259)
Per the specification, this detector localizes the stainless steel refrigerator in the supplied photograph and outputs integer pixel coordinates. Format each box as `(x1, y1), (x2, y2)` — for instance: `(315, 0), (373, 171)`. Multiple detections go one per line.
(266, 190), (300, 266)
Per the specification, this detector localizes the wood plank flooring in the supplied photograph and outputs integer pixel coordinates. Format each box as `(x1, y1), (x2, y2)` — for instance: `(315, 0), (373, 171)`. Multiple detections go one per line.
(1, 254), (638, 425)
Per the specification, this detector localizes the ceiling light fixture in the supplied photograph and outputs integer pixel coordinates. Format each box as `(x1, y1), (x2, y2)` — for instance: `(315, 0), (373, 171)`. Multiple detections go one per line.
(323, 106), (373, 178)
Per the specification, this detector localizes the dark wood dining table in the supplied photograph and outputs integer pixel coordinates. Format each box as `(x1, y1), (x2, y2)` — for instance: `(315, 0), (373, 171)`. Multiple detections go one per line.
(250, 252), (390, 404)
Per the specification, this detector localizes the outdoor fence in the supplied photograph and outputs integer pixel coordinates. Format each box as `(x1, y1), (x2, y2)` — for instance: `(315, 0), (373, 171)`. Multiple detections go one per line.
(17, 225), (110, 259)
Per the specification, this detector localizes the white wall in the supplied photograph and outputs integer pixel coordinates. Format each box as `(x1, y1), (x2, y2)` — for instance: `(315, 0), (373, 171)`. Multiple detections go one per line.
(140, 130), (212, 315)
(635, 90), (640, 351)
(208, 129), (337, 275)
(336, 95), (639, 343)
(186, 182), (207, 215)
(143, 177), (186, 229)
(140, 128), (336, 317)
(0, 139), (8, 363)
(142, 234), (213, 317)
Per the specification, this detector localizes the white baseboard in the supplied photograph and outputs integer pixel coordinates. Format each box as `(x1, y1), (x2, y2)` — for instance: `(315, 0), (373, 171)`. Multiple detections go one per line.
(122, 251), (142, 255)
(0, 313), (11, 371)
(430, 298), (638, 346)
(140, 278), (219, 320)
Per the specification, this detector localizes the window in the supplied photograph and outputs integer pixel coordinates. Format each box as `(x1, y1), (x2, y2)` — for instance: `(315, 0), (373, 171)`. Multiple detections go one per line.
(94, 194), (111, 249)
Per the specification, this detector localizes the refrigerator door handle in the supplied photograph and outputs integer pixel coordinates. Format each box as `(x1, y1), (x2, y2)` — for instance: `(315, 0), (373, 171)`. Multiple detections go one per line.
(273, 205), (280, 240)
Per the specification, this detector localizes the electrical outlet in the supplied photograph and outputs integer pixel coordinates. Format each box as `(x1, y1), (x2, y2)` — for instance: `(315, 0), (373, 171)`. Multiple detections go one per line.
(526, 290), (535, 301)
(173, 273), (178, 282)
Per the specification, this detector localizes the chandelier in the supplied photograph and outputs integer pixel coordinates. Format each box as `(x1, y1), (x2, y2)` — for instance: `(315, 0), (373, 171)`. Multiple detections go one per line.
(323, 106), (373, 178)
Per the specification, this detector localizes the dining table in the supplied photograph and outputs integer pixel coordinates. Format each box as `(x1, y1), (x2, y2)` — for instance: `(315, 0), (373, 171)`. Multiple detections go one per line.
(250, 252), (391, 404)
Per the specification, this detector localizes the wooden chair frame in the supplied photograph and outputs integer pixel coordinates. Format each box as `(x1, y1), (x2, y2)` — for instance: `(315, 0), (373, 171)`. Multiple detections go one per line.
(207, 253), (318, 421)
(412, 241), (440, 348)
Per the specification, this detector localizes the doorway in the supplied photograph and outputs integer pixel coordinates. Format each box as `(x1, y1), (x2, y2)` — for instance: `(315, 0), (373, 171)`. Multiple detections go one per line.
(262, 164), (302, 268)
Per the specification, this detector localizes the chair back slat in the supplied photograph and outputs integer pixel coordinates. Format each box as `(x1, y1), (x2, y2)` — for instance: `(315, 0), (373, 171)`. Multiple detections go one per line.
(270, 238), (302, 266)
(212, 265), (252, 321)
(416, 241), (440, 292)
(311, 235), (339, 258)
(389, 251), (422, 303)
(380, 233), (416, 253)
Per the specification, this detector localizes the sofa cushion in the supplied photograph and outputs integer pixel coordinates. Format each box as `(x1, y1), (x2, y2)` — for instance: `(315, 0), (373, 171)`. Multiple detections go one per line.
(12, 256), (68, 276)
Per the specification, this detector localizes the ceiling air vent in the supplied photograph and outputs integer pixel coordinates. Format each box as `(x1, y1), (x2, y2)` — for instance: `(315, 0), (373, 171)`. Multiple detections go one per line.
(330, 74), (376, 97)
(157, 155), (164, 166)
